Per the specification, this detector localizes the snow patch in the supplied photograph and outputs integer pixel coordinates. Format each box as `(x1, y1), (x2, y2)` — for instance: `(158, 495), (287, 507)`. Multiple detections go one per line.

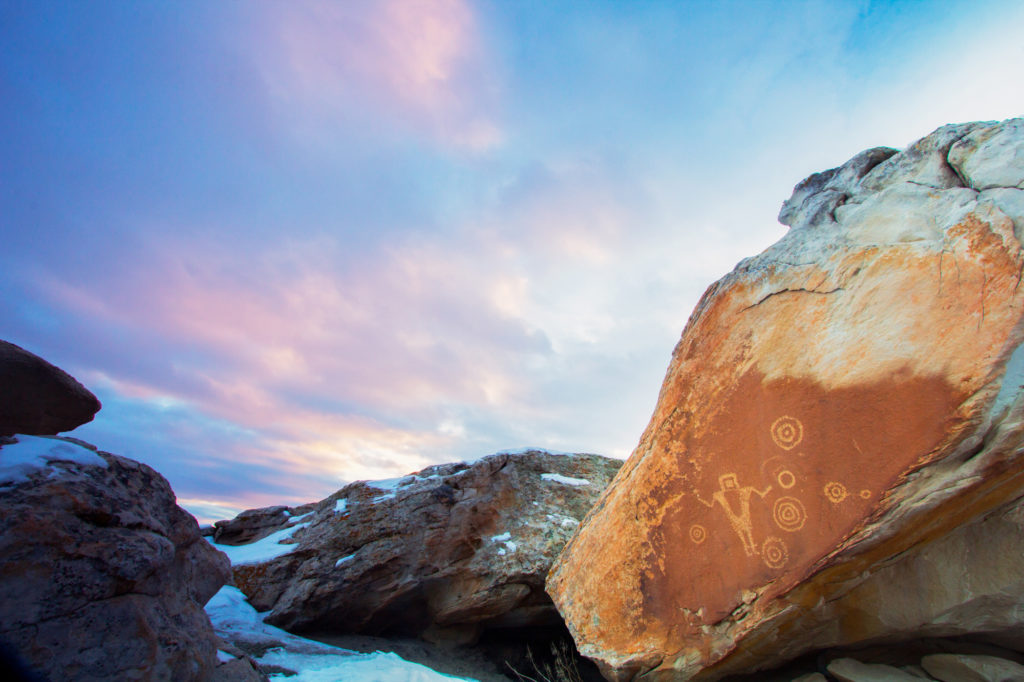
(206, 586), (472, 681)
(208, 522), (310, 566)
(496, 447), (579, 456)
(335, 554), (355, 568)
(489, 531), (516, 555)
(540, 473), (591, 486)
(333, 498), (348, 514)
(366, 476), (408, 491)
(546, 513), (580, 529)
(0, 435), (108, 486)
(216, 650), (235, 663)
(372, 492), (396, 504)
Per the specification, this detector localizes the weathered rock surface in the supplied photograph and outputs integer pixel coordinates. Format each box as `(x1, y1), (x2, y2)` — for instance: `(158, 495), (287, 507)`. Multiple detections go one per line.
(826, 658), (924, 682)
(209, 502), (318, 545)
(0, 340), (101, 436)
(212, 450), (621, 644)
(921, 653), (1024, 682)
(547, 118), (1024, 680)
(0, 434), (252, 680)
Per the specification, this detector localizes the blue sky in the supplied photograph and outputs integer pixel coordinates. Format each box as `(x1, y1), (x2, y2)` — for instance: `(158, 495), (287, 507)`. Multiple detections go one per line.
(2, 0), (1022, 522)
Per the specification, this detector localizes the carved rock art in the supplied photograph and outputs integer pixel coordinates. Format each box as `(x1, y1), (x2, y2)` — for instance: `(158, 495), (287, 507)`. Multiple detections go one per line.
(773, 497), (806, 532)
(770, 416), (803, 450)
(547, 118), (1024, 681)
(824, 482), (849, 504)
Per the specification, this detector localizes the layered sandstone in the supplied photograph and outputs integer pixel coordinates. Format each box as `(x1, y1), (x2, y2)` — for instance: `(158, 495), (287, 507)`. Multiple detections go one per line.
(546, 118), (1024, 680)
(211, 450), (621, 644)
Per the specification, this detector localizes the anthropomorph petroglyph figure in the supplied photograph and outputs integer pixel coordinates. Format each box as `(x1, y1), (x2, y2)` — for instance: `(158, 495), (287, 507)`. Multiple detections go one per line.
(698, 473), (772, 556)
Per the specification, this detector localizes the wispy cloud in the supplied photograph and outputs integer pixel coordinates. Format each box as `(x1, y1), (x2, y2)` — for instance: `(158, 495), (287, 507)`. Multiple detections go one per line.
(251, 0), (502, 150)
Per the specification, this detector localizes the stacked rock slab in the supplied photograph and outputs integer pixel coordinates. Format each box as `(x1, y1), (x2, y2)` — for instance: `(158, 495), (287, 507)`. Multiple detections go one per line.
(546, 118), (1024, 680)
(216, 450), (621, 644)
(0, 435), (251, 680)
(0, 339), (101, 436)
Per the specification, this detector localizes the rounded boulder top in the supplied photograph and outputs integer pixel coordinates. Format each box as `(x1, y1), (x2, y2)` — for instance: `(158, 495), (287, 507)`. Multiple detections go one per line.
(0, 340), (101, 437)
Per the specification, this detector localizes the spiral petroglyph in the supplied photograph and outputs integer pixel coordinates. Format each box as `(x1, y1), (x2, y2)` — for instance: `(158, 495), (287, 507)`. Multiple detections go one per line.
(762, 536), (788, 569)
(772, 496), (807, 532)
(690, 524), (707, 544)
(770, 416), (803, 450)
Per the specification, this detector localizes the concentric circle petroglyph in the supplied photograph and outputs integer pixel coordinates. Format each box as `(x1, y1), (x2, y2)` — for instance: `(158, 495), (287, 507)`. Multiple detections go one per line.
(777, 469), (796, 489)
(762, 537), (788, 569)
(772, 496), (807, 532)
(824, 481), (848, 504)
(860, 489), (872, 499)
(690, 524), (707, 544)
(770, 416), (803, 450)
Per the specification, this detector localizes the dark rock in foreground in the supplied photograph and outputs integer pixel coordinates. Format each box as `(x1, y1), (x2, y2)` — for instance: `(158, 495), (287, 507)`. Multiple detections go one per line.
(211, 449), (621, 645)
(0, 434), (256, 680)
(0, 340), (101, 436)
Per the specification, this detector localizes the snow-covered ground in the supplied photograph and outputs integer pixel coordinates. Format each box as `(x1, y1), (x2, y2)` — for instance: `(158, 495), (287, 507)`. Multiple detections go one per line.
(540, 472), (591, 486)
(0, 435), (107, 485)
(206, 586), (475, 681)
(206, 520), (311, 565)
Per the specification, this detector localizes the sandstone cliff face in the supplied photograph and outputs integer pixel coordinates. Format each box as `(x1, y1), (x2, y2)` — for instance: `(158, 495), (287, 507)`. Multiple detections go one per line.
(0, 340), (101, 436)
(546, 118), (1024, 680)
(0, 435), (247, 681)
(211, 450), (621, 644)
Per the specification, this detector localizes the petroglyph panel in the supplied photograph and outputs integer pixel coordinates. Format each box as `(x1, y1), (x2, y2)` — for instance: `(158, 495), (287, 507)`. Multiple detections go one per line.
(640, 370), (961, 629)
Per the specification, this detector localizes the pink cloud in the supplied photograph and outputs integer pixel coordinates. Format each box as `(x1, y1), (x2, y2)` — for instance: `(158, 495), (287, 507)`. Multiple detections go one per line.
(36, 230), (545, 458)
(253, 0), (502, 150)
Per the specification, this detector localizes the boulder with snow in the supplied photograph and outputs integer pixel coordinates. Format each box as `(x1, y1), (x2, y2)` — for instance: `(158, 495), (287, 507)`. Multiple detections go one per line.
(546, 117), (1024, 680)
(0, 434), (253, 680)
(0, 339), (101, 436)
(210, 449), (621, 644)
(209, 502), (317, 546)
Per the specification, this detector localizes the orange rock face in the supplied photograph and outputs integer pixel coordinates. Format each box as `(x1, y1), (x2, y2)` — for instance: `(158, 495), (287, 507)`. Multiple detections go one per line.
(547, 118), (1024, 680)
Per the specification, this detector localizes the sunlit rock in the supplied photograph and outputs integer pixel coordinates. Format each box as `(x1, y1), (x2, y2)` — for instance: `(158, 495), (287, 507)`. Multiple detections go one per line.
(546, 117), (1024, 680)
(211, 449), (621, 645)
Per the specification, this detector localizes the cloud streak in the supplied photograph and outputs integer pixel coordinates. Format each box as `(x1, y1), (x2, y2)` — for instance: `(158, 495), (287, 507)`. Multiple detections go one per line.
(252, 0), (502, 151)
(4, 0), (1023, 525)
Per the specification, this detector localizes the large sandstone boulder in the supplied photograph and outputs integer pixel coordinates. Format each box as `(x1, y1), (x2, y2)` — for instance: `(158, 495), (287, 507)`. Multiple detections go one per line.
(210, 450), (621, 644)
(0, 340), (101, 436)
(546, 118), (1024, 680)
(0, 434), (253, 680)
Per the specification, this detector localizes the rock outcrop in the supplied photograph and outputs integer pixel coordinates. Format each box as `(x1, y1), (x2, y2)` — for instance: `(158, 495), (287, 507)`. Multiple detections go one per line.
(0, 340), (101, 436)
(211, 450), (621, 644)
(0, 434), (252, 680)
(547, 117), (1024, 680)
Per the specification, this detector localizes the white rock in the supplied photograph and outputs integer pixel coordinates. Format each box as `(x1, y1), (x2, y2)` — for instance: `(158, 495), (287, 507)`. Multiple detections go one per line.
(827, 657), (930, 682)
(949, 119), (1024, 190)
(921, 653), (1024, 682)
